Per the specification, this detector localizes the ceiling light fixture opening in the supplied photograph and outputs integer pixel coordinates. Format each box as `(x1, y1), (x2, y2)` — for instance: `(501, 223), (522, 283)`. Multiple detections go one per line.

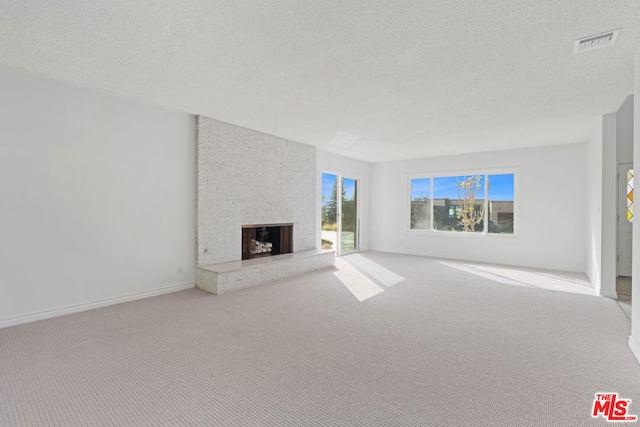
(328, 131), (362, 148)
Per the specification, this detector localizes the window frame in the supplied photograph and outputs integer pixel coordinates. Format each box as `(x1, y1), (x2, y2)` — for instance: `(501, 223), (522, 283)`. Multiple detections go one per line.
(407, 168), (518, 237)
(409, 177), (432, 231)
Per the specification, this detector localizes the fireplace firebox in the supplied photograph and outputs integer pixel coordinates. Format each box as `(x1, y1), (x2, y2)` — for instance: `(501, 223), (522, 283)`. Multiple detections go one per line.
(242, 223), (293, 260)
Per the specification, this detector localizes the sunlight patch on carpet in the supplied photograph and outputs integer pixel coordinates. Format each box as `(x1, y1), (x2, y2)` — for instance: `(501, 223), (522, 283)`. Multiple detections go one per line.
(437, 260), (596, 296)
(342, 253), (405, 287)
(334, 257), (384, 301)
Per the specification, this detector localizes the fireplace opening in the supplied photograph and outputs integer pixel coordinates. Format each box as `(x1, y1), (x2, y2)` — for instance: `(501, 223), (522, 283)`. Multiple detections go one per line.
(242, 223), (293, 260)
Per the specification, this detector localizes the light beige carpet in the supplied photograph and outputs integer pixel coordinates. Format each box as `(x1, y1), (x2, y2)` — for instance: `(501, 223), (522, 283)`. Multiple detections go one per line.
(1, 252), (639, 426)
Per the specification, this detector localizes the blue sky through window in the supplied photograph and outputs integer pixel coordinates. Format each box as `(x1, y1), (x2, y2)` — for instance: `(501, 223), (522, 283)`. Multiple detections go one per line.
(433, 175), (485, 199)
(343, 178), (356, 199)
(322, 173), (356, 206)
(488, 174), (514, 201)
(322, 173), (337, 207)
(327, 172), (513, 206)
(410, 178), (430, 201)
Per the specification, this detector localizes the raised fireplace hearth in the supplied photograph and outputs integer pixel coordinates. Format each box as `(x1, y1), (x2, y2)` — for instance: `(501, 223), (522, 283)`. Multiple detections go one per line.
(196, 248), (335, 295)
(242, 223), (293, 260)
(196, 221), (335, 295)
(195, 118), (334, 295)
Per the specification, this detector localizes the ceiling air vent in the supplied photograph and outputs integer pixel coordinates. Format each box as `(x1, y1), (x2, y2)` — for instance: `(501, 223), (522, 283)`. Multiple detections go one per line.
(573, 29), (620, 53)
(328, 131), (362, 148)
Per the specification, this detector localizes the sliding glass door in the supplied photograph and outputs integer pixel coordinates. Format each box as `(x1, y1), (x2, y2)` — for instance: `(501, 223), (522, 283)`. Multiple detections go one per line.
(321, 173), (358, 254)
(340, 177), (357, 253)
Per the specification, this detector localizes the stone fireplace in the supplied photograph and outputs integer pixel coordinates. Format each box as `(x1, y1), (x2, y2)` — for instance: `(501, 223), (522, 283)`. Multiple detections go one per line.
(195, 116), (334, 295)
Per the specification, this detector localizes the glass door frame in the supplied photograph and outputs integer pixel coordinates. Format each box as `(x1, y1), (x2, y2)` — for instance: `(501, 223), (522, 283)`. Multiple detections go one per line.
(320, 171), (360, 256)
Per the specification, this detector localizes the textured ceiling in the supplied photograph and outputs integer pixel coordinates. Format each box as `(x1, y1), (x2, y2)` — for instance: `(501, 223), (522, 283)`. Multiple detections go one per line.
(0, 1), (639, 162)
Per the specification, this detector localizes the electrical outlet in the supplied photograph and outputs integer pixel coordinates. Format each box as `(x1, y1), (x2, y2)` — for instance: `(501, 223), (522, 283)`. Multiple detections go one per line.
(177, 266), (183, 274)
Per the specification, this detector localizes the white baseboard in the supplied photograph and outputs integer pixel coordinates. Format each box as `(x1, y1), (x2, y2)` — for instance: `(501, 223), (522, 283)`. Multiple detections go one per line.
(0, 281), (194, 329)
(380, 249), (586, 275)
(630, 336), (640, 366)
(599, 290), (618, 299)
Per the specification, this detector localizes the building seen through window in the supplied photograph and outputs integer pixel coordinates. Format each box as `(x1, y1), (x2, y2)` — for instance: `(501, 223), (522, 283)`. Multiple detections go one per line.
(410, 173), (514, 234)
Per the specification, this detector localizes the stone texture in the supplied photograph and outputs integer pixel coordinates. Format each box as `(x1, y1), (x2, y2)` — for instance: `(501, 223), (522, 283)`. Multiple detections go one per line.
(196, 116), (317, 266)
(195, 116), (328, 294)
(196, 250), (335, 294)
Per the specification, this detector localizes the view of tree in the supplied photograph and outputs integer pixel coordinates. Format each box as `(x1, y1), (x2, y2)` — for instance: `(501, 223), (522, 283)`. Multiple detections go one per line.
(323, 179), (345, 227)
(321, 197), (328, 224)
(411, 173), (513, 234)
(321, 174), (358, 250)
(456, 175), (485, 232)
(342, 196), (356, 232)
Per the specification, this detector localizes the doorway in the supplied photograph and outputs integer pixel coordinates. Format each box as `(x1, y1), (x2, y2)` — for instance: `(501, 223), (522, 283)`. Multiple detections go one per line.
(321, 173), (358, 255)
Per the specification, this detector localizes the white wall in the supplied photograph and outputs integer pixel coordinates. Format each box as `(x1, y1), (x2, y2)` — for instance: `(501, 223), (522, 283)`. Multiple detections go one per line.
(196, 116), (317, 265)
(586, 119), (604, 287)
(602, 114), (618, 297)
(317, 150), (371, 251)
(617, 95), (634, 163)
(371, 143), (586, 271)
(616, 96), (634, 282)
(0, 66), (195, 327)
(585, 97), (634, 298)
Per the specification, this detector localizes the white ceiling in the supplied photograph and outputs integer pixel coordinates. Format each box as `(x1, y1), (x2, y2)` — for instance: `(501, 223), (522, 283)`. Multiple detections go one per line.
(1, 1), (639, 162)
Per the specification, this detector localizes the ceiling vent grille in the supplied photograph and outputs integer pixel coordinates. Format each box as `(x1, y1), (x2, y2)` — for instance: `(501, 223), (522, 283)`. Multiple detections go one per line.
(328, 131), (362, 148)
(573, 29), (620, 53)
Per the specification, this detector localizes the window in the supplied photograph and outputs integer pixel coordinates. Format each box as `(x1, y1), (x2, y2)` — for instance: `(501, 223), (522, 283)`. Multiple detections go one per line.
(409, 172), (515, 234)
(627, 169), (634, 222)
(487, 174), (515, 233)
(433, 175), (484, 232)
(321, 173), (359, 253)
(410, 178), (430, 229)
